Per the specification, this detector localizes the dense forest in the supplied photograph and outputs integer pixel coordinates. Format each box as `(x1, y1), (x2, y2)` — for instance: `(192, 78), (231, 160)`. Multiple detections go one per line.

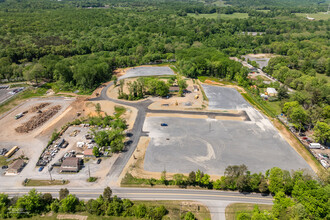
(0, 0), (329, 138)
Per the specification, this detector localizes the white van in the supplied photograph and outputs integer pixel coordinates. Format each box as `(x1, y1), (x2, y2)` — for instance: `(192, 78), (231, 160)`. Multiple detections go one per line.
(309, 143), (321, 149)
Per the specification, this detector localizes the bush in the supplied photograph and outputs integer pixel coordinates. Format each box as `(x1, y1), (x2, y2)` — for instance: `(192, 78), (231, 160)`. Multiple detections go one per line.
(134, 204), (147, 218)
(59, 194), (79, 213)
(87, 177), (98, 182)
(182, 211), (195, 220)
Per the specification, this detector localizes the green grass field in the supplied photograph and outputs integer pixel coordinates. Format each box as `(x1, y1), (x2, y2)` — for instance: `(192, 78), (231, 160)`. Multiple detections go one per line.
(295, 12), (330, 20)
(188, 13), (249, 20)
(0, 156), (10, 166)
(225, 203), (272, 220)
(24, 179), (69, 187)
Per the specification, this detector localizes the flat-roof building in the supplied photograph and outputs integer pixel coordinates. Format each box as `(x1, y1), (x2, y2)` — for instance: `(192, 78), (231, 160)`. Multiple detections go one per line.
(60, 157), (80, 172)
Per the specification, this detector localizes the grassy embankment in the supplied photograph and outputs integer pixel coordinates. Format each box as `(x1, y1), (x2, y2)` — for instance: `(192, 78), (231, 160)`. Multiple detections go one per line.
(24, 179), (69, 187)
(225, 203), (272, 220)
(0, 156), (10, 166)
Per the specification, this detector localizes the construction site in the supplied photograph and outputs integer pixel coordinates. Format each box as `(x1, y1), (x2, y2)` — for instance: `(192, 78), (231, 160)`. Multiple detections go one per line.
(0, 65), (317, 190)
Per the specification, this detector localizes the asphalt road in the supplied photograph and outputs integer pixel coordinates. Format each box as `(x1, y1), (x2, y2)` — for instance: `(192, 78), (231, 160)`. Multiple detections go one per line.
(1, 187), (273, 219)
(2, 187), (273, 204)
(0, 87), (22, 104)
(91, 82), (152, 182)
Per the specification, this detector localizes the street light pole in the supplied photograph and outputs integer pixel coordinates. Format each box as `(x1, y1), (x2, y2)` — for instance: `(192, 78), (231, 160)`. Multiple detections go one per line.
(48, 166), (52, 181)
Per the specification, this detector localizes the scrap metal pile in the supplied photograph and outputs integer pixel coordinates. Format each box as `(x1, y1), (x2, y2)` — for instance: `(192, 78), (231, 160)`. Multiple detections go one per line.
(15, 105), (61, 133)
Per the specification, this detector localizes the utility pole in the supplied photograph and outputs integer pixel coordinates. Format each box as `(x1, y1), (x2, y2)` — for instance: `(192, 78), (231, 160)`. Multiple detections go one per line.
(48, 166), (52, 181)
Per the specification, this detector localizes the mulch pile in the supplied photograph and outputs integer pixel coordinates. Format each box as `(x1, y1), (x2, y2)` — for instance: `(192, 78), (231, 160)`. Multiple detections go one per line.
(30, 103), (50, 112)
(16, 105), (62, 133)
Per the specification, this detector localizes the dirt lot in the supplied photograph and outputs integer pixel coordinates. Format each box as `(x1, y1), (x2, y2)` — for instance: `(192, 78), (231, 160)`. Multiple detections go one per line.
(84, 100), (137, 130)
(0, 97), (74, 142)
(149, 79), (206, 110)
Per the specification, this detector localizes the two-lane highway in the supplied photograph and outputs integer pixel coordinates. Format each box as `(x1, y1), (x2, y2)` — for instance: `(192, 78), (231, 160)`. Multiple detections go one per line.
(1, 187), (273, 219)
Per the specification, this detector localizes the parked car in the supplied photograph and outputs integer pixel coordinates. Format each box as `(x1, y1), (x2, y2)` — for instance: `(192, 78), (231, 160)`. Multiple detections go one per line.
(97, 159), (102, 164)
(38, 166), (44, 172)
(299, 133), (306, 136)
(302, 137), (308, 140)
(2, 165), (8, 169)
(160, 123), (168, 126)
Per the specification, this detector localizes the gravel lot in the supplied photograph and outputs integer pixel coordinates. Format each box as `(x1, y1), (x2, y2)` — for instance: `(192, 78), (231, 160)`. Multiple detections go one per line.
(143, 116), (311, 175)
(119, 66), (175, 80)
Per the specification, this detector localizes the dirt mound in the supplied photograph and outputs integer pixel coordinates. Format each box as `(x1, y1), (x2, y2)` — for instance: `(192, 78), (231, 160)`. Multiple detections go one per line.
(30, 103), (50, 112)
(204, 80), (223, 85)
(16, 105), (62, 133)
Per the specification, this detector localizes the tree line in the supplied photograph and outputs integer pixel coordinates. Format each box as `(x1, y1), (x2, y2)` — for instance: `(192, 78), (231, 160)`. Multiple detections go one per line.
(123, 165), (329, 219)
(0, 187), (169, 219)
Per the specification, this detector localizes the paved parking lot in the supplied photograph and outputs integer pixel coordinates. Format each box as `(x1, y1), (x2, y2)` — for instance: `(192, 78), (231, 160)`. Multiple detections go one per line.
(119, 66), (175, 80)
(143, 85), (312, 175)
(202, 85), (250, 110)
(143, 116), (311, 175)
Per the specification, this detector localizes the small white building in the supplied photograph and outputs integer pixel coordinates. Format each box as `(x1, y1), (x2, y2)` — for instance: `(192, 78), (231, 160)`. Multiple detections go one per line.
(266, 88), (278, 96)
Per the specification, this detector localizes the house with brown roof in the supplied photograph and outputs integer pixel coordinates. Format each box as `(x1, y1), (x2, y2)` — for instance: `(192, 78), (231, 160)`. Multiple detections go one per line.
(6, 159), (25, 175)
(60, 157), (80, 172)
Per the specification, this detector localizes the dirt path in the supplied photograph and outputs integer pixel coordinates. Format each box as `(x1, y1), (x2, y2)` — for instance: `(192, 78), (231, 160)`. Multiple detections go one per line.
(201, 81), (246, 93)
